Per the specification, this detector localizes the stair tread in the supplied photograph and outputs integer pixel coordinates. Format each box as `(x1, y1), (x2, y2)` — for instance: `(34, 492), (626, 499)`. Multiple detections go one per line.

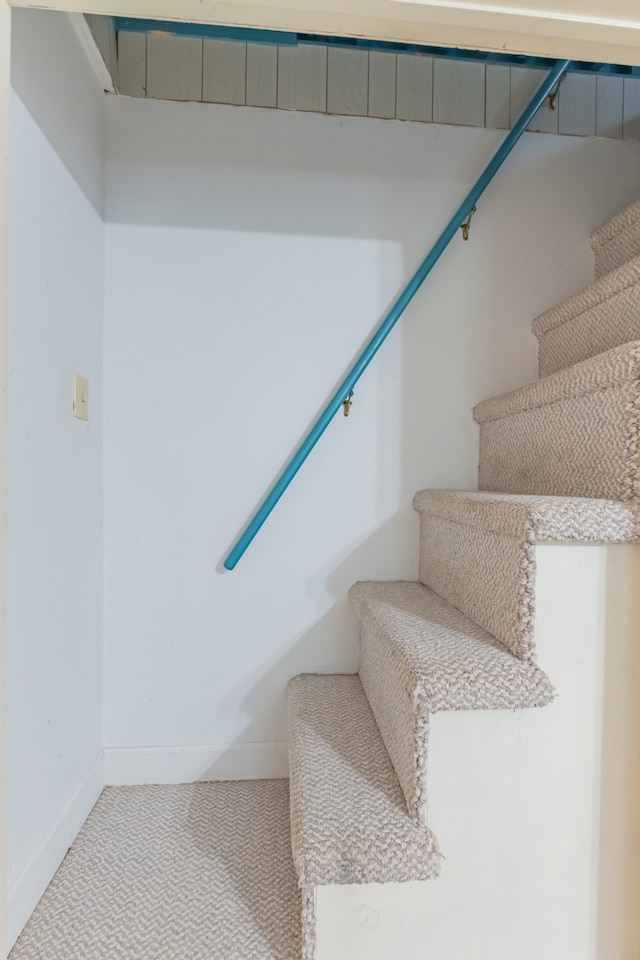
(473, 339), (640, 424)
(350, 581), (554, 711)
(413, 489), (640, 542)
(531, 255), (640, 338)
(591, 197), (640, 250)
(288, 673), (441, 887)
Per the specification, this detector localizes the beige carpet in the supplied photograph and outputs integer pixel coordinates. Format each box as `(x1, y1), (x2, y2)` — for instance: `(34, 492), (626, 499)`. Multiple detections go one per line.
(10, 781), (302, 960)
(474, 340), (640, 503)
(288, 673), (441, 888)
(591, 196), (640, 279)
(351, 581), (554, 823)
(413, 489), (640, 662)
(533, 255), (640, 377)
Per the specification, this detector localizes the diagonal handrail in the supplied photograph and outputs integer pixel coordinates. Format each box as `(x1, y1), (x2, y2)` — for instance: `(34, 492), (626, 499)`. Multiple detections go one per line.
(224, 59), (571, 570)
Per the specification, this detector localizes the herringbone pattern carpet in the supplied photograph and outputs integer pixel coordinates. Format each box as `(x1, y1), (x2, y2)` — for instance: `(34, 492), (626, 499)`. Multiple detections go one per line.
(533, 256), (640, 377)
(591, 196), (640, 278)
(475, 341), (640, 503)
(352, 581), (554, 823)
(413, 490), (640, 663)
(10, 781), (302, 960)
(288, 673), (441, 888)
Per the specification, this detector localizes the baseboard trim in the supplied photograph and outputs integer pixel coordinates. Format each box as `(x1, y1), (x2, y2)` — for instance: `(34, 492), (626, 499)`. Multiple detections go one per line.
(104, 740), (289, 785)
(8, 751), (105, 951)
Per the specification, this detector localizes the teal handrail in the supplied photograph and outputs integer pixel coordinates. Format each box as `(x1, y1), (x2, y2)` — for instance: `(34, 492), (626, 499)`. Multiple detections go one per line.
(224, 59), (571, 570)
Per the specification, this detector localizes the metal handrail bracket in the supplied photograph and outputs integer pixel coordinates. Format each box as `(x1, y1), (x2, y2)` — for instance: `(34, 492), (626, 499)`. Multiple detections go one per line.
(224, 59), (571, 570)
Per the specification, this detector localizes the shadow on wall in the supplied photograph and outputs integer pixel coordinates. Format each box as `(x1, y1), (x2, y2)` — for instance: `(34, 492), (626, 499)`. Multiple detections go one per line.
(199, 512), (416, 774)
(11, 10), (106, 215)
(106, 96), (640, 245)
(106, 100), (503, 239)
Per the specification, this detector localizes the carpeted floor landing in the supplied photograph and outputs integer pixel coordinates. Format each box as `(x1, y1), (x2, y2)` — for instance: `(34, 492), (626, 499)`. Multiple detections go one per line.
(10, 781), (302, 960)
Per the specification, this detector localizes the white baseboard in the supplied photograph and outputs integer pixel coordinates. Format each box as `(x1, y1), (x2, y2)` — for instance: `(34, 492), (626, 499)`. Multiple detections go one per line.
(104, 740), (289, 785)
(8, 751), (105, 951)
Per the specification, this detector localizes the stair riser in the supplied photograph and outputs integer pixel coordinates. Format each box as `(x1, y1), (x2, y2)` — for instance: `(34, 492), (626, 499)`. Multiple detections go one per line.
(478, 382), (640, 503)
(418, 515), (534, 661)
(593, 220), (640, 280)
(536, 281), (640, 378)
(359, 622), (428, 826)
(288, 673), (440, 890)
(302, 889), (316, 960)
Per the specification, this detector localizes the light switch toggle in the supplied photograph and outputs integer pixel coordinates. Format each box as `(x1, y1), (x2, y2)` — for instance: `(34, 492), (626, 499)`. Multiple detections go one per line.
(74, 375), (89, 421)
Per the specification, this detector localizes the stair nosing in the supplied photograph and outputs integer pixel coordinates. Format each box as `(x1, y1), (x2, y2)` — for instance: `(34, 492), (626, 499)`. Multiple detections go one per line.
(413, 490), (640, 543)
(473, 339), (640, 425)
(350, 581), (555, 712)
(591, 198), (640, 249)
(531, 256), (640, 338)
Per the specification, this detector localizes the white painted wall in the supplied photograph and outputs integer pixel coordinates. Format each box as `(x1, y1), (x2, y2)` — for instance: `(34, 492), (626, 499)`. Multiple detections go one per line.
(103, 96), (640, 763)
(0, 4), (11, 954)
(8, 9), (105, 947)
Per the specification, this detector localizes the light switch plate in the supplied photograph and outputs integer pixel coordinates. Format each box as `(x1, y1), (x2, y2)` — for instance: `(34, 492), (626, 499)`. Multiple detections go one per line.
(74, 374), (89, 421)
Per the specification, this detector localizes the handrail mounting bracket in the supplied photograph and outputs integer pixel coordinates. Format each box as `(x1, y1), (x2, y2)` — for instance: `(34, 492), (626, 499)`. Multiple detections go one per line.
(461, 207), (477, 242)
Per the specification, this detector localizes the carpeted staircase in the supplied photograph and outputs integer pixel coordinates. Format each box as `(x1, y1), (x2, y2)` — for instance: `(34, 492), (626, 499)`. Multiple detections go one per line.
(288, 194), (640, 959)
(10, 198), (640, 960)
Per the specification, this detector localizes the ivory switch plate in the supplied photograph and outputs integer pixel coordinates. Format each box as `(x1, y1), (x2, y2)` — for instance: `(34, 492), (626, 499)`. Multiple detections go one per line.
(74, 374), (89, 421)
